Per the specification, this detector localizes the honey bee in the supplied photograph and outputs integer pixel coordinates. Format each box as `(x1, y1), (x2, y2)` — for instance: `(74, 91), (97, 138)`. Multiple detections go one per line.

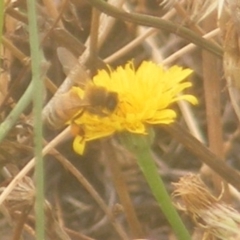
(42, 48), (118, 129)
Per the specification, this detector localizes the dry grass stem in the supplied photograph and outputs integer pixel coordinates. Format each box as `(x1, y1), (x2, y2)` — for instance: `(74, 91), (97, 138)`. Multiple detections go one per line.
(2, 1), (240, 239)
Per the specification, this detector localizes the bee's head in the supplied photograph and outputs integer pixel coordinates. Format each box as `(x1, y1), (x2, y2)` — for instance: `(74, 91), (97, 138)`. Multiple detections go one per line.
(105, 92), (118, 112)
(86, 86), (119, 113)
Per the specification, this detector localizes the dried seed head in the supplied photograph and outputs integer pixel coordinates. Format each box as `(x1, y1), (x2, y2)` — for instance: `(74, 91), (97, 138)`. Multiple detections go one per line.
(172, 174), (240, 240)
(1, 176), (35, 213)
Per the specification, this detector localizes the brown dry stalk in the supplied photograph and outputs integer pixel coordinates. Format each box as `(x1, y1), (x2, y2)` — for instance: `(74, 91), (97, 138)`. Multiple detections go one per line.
(103, 138), (144, 239)
(162, 123), (240, 192)
(201, 14), (226, 197)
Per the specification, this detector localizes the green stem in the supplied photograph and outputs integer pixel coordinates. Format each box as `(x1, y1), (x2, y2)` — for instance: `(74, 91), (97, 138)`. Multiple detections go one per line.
(0, 81), (34, 143)
(0, 0), (3, 45)
(0, 2), (33, 143)
(120, 133), (191, 240)
(26, 1), (45, 240)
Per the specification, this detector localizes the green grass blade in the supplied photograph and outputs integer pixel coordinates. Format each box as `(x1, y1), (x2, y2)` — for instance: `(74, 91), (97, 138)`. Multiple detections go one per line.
(120, 132), (191, 240)
(0, 81), (34, 143)
(26, 1), (45, 239)
(0, 0), (3, 45)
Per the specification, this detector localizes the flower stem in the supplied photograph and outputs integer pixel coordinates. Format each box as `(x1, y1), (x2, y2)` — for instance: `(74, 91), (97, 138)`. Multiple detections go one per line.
(120, 132), (191, 240)
(26, 0), (45, 239)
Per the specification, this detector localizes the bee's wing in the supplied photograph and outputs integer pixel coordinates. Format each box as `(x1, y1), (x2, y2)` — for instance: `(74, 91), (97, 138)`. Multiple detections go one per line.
(57, 47), (90, 89)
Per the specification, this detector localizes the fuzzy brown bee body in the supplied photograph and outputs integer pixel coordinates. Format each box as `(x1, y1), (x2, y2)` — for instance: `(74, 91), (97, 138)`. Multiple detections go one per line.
(84, 85), (118, 115)
(43, 48), (118, 129)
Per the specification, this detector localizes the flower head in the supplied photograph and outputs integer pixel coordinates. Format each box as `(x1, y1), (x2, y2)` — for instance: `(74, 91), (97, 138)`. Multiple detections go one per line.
(172, 174), (240, 239)
(69, 61), (197, 154)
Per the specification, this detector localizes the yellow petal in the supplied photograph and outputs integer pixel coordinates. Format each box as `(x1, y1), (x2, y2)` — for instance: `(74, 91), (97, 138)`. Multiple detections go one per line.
(67, 61), (197, 155)
(73, 135), (86, 155)
(146, 109), (177, 124)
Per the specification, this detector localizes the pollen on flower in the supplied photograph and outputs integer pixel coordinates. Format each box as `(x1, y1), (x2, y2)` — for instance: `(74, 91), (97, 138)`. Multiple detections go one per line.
(68, 61), (197, 155)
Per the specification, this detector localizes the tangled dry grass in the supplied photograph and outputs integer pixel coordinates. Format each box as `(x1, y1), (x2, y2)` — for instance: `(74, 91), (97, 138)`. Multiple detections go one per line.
(1, 0), (240, 239)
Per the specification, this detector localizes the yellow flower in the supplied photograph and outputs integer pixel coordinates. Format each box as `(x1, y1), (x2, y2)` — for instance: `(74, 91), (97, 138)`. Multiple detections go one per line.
(69, 61), (197, 154)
